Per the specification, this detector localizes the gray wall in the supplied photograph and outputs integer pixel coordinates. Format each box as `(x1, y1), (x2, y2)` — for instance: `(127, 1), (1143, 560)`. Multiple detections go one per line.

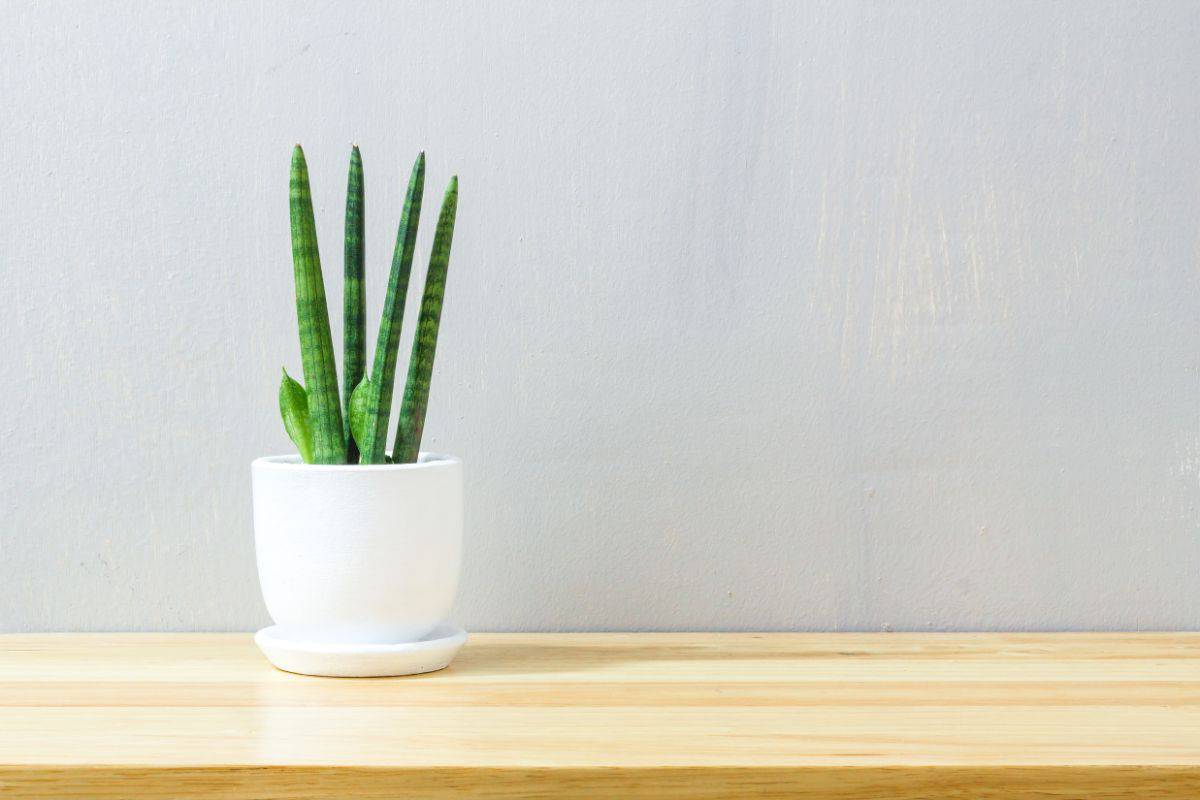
(3, 1), (1198, 632)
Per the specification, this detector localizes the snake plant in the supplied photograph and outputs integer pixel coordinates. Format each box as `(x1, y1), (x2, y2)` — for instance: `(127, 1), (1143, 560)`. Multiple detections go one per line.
(395, 176), (458, 463)
(342, 146), (366, 464)
(279, 145), (459, 465)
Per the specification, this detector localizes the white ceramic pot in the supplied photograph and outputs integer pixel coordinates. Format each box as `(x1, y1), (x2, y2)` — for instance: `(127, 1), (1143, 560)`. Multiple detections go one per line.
(251, 453), (463, 646)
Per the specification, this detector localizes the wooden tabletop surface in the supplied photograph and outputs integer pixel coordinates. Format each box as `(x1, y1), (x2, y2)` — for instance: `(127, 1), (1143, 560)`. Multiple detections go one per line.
(0, 632), (1198, 798)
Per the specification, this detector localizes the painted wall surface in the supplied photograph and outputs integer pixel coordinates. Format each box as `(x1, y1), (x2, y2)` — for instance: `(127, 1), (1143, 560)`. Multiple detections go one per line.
(2, 1), (1198, 632)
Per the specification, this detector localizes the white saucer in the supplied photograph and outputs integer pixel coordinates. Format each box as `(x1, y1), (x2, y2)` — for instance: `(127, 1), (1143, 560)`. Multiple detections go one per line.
(255, 624), (467, 677)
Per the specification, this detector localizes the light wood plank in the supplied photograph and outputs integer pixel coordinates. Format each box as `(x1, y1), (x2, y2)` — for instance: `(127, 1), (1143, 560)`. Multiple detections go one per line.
(0, 633), (1197, 798)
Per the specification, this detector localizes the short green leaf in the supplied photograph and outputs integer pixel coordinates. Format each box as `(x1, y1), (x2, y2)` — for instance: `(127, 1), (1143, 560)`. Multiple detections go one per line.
(279, 367), (314, 463)
(347, 375), (374, 463)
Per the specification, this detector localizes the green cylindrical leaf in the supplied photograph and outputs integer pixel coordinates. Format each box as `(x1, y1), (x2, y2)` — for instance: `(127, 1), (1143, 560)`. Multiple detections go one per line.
(356, 153), (425, 464)
(343, 145), (366, 463)
(393, 176), (458, 464)
(290, 145), (346, 464)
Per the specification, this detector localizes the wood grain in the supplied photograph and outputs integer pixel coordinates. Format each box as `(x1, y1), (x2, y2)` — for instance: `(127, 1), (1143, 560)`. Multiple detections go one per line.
(1, 633), (1198, 798)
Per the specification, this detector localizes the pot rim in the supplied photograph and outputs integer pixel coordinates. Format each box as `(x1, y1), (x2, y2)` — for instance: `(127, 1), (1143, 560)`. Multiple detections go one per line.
(252, 452), (460, 472)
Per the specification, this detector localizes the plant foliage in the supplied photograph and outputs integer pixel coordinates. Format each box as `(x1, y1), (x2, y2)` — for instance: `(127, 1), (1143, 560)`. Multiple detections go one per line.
(280, 145), (459, 465)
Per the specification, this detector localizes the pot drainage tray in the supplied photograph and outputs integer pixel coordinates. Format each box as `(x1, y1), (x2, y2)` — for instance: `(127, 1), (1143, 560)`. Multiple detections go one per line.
(255, 624), (467, 677)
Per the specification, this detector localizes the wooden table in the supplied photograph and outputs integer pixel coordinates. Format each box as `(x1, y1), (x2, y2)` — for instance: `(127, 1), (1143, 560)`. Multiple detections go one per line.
(0, 633), (1198, 798)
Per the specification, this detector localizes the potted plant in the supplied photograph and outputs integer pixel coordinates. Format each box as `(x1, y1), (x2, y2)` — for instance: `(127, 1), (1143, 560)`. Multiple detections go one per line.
(252, 145), (465, 677)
